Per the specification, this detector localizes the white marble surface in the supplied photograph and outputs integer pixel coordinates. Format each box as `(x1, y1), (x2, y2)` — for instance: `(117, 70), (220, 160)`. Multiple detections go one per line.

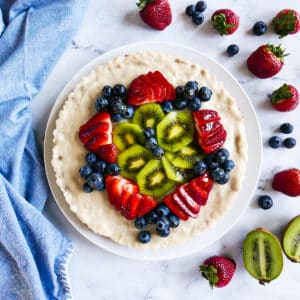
(32, 0), (300, 299)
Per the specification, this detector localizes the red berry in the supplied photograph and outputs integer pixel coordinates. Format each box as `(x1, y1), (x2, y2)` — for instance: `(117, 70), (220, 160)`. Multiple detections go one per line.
(96, 143), (118, 163)
(211, 9), (239, 35)
(164, 194), (189, 221)
(270, 84), (299, 112)
(272, 168), (300, 197)
(272, 9), (300, 38)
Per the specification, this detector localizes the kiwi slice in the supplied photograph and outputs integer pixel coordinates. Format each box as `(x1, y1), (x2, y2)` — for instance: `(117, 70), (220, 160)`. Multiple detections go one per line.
(283, 215), (300, 262)
(132, 103), (165, 129)
(118, 145), (153, 181)
(157, 111), (194, 152)
(162, 153), (193, 183)
(243, 228), (283, 284)
(113, 123), (145, 151)
(137, 159), (176, 199)
(172, 144), (204, 169)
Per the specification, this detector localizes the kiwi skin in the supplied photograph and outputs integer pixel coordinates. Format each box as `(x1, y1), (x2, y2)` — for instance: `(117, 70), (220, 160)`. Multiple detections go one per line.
(282, 215), (300, 263)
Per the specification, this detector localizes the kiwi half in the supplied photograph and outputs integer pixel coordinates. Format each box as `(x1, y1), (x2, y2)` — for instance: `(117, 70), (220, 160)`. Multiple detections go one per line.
(132, 103), (165, 129)
(157, 111), (194, 152)
(243, 228), (283, 284)
(172, 144), (204, 169)
(283, 215), (300, 262)
(137, 159), (176, 199)
(118, 144), (153, 181)
(113, 123), (145, 151)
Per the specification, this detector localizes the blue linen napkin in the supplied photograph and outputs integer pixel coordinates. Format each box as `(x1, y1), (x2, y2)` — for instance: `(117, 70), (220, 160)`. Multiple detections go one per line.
(0, 0), (87, 299)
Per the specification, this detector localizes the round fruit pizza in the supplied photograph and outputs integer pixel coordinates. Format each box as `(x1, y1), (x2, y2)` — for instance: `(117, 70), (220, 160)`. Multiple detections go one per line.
(52, 52), (248, 248)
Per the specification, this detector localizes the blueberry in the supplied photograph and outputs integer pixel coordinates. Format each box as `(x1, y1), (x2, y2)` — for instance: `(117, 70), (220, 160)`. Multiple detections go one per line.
(215, 148), (228, 164)
(227, 44), (239, 57)
(112, 84), (127, 97)
(185, 4), (196, 16)
(161, 101), (174, 113)
(122, 105), (134, 119)
(222, 159), (235, 172)
(268, 136), (282, 149)
(188, 97), (202, 111)
(156, 227), (170, 238)
(112, 101), (127, 115)
(86, 172), (104, 189)
(175, 86), (185, 98)
(145, 210), (158, 224)
(156, 204), (170, 217)
(205, 155), (218, 170)
(258, 195), (273, 210)
(168, 214), (180, 228)
(134, 217), (148, 230)
(283, 137), (296, 149)
(111, 114), (122, 122)
(196, 1), (207, 12)
(107, 163), (121, 175)
(185, 81), (198, 92)
(153, 147), (164, 159)
(95, 180), (105, 191)
(194, 160), (207, 176)
(109, 96), (123, 107)
(198, 87), (212, 101)
(156, 217), (170, 231)
(95, 97), (109, 112)
(174, 98), (187, 110)
(253, 21), (267, 36)
(218, 148), (229, 160)
(280, 123), (293, 134)
(192, 11), (204, 25)
(210, 168), (226, 181)
(184, 86), (196, 100)
(102, 85), (112, 98)
(216, 173), (230, 185)
(145, 137), (158, 149)
(83, 182), (93, 193)
(143, 127), (155, 138)
(93, 160), (107, 173)
(79, 165), (93, 178)
(85, 152), (97, 164)
(138, 231), (151, 243)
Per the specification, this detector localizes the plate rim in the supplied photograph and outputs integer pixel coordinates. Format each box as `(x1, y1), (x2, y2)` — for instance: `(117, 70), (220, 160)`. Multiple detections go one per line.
(44, 41), (262, 261)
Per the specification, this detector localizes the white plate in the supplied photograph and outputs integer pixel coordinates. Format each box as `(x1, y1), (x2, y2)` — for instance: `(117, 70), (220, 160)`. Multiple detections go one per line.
(44, 42), (262, 261)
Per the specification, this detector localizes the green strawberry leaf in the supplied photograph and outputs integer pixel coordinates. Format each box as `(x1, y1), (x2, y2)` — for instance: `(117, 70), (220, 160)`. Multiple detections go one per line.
(199, 265), (219, 288)
(212, 13), (235, 35)
(137, 0), (154, 11)
(266, 44), (289, 62)
(272, 11), (297, 38)
(270, 84), (293, 103)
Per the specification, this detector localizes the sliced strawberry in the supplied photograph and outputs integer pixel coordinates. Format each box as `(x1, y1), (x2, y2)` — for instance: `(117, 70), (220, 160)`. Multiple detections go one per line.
(137, 195), (157, 217)
(200, 128), (227, 154)
(151, 71), (175, 100)
(120, 181), (139, 211)
(79, 122), (110, 144)
(195, 172), (214, 192)
(105, 175), (117, 205)
(164, 194), (188, 221)
(122, 193), (143, 220)
(105, 176), (126, 208)
(96, 143), (118, 163)
(84, 133), (112, 152)
(148, 71), (167, 100)
(177, 184), (201, 214)
(173, 192), (199, 218)
(193, 110), (220, 127)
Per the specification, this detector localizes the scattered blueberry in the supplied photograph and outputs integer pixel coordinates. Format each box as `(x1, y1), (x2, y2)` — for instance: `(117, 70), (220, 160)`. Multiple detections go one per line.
(283, 137), (296, 149)
(153, 147), (164, 159)
(134, 217), (148, 230)
(258, 195), (273, 210)
(227, 44), (239, 57)
(268, 136), (282, 149)
(185, 81), (198, 91)
(145, 137), (158, 149)
(156, 204), (170, 217)
(138, 231), (151, 243)
(156, 226), (170, 237)
(107, 163), (121, 175)
(111, 114), (122, 122)
(112, 101), (127, 115)
(168, 214), (180, 228)
(143, 127), (155, 138)
(174, 98), (187, 110)
(122, 105), (134, 119)
(194, 160), (207, 175)
(156, 217), (170, 231)
(216, 172), (230, 185)
(145, 210), (158, 224)
(83, 182), (93, 193)
(93, 160), (107, 173)
(85, 152), (97, 164)
(205, 155), (219, 170)
(185, 4), (196, 16)
(112, 84), (127, 97)
(175, 86), (185, 98)
(79, 165), (93, 178)
(253, 21), (267, 36)
(188, 97), (202, 111)
(280, 123), (293, 134)
(95, 97), (109, 112)
(184, 86), (196, 100)
(198, 87), (212, 101)
(222, 159), (235, 172)
(161, 101), (174, 113)
(192, 11), (205, 25)
(215, 148), (228, 164)
(86, 172), (104, 189)
(211, 168), (226, 181)
(195, 1), (207, 12)
(102, 85), (112, 98)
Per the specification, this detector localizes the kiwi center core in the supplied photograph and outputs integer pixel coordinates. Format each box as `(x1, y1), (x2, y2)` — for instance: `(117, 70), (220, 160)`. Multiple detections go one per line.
(149, 171), (165, 187)
(168, 124), (184, 140)
(129, 158), (146, 170)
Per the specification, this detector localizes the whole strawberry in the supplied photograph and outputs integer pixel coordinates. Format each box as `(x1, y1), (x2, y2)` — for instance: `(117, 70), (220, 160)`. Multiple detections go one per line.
(270, 84), (299, 112)
(137, 0), (172, 30)
(272, 168), (300, 197)
(199, 256), (236, 288)
(211, 9), (239, 35)
(272, 9), (300, 38)
(247, 44), (287, 79)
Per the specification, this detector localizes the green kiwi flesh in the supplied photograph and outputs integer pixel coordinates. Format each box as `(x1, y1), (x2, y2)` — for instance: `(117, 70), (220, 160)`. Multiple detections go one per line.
(137, 159), (176, 199)
(132, 103), (165, 129)
(157, 111), (194, 152)
(113, 123), (145, 151)
(243, 228), (283, 284)
(118, 144), (153, 181)
(283, 215), (300, 262)
(172, 144), (204, 169)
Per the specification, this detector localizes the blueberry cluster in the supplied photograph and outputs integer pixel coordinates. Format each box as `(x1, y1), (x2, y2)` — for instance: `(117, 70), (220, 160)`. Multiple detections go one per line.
(79, 152), (120, 193)
(135, 204), (180, 243)
(143, 127), (165, 159)
(252, 21), (267, 36)
(268, 122), (296, 149)
(95, 84), (134, 122)
(193, 148), (235, 184)
(185, 1), (207, 25)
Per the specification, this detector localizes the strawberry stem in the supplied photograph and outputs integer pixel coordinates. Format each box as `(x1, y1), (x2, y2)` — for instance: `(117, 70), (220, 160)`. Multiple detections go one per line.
(272, 10), (297, 38)
(199, 265), (219, 288)
(212, 13), (235, 35)
(270, 84), (293, 103)
(136, 0), (154, 11)
(266, 44), (288, 62)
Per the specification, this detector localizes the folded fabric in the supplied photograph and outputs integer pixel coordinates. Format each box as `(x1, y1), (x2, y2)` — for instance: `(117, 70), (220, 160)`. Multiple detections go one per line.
(0, 0), (87, 299)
